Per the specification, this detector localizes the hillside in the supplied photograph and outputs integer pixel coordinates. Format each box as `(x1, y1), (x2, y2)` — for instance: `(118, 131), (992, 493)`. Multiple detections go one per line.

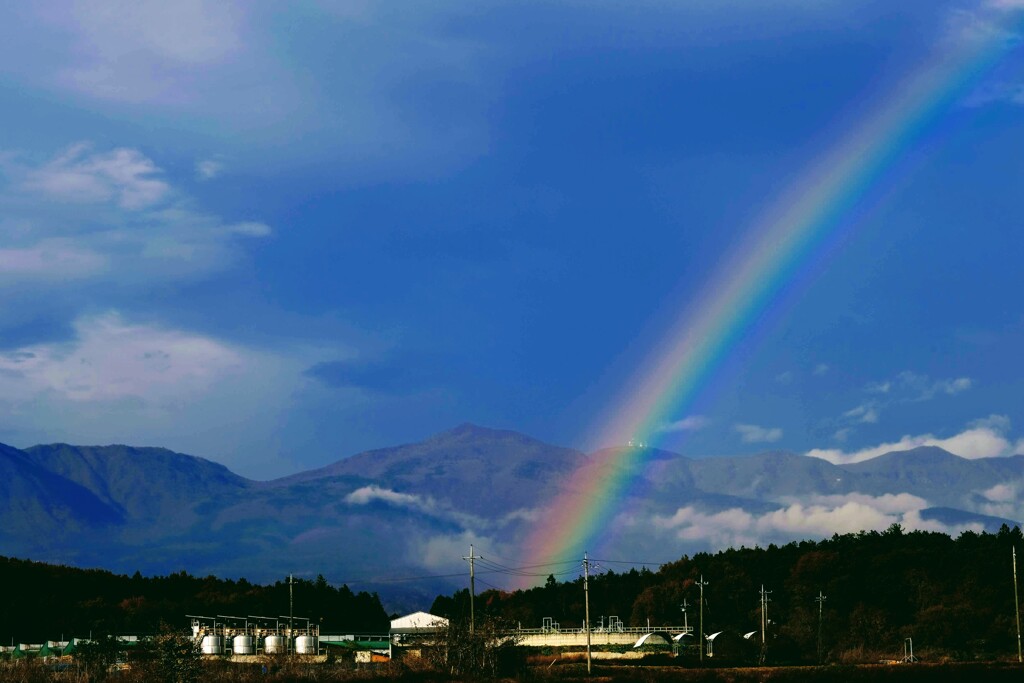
(0, 426), (1020, 604)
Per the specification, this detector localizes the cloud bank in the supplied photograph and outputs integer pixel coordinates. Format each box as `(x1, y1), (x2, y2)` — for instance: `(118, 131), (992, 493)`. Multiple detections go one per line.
(651, 492), (983, 551)
(806, 415), (1023, 465)
(735, 423), (783, 444)
(1, 143), (271, 289)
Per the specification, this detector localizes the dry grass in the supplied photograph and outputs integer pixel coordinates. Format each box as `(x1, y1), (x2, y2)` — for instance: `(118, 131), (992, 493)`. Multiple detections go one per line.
(1, 658), (1023, 683)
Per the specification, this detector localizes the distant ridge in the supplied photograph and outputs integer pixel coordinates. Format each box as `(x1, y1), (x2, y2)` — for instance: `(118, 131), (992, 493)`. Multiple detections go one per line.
(268, 423), (585, 517)
(0, 442), (122, 537)
(0, 426), (1020, 600)
(24, 443), (252, 521)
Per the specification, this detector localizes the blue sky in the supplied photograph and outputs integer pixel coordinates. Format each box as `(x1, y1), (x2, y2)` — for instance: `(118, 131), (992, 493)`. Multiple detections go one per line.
(1, 1), (1024, 479)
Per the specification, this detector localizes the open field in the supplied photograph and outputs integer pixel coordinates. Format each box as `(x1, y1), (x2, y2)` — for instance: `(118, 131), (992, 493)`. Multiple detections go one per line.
(1, 660), (1022, 683)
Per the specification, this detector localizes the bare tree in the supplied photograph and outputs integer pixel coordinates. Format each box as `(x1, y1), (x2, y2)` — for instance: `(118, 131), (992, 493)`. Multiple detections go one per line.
(427, 616), (524, 678)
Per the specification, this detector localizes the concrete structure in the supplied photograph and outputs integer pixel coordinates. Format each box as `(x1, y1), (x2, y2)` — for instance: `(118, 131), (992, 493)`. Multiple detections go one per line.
(518, 624), (691, 649)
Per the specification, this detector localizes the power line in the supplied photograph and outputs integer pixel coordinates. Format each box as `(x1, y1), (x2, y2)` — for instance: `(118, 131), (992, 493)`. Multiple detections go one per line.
(589, 558), (673, 567)
(331, 551), (667, 588)
(332, 571), (471, 585)
(474, 576), (504, 591)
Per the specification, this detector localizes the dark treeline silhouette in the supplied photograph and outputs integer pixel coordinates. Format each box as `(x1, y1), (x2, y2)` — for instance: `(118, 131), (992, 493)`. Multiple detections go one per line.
(431, 524), (1024, 663)
(0, 558), (389, 642)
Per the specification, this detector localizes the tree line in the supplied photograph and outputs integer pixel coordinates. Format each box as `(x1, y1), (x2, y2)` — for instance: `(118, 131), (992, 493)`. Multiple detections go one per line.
(430, 524), (1024, 663)
(0, 558), (389, 642)
(5, 524), (1023, 663)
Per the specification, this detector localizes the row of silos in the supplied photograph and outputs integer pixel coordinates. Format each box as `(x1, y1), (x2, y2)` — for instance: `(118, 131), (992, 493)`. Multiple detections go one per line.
(198, 632), (317, 655)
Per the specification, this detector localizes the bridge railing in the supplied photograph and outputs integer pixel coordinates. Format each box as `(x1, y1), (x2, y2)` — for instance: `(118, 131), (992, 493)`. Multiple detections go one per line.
(514, 625), (693, 636)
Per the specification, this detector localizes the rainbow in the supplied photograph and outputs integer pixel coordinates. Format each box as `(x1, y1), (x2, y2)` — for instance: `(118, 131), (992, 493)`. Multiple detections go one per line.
(523, 10), (1022, 573)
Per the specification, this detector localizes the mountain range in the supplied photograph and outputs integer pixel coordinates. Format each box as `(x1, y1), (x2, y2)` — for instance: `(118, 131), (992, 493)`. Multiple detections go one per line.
(1, 424), (1021, 609)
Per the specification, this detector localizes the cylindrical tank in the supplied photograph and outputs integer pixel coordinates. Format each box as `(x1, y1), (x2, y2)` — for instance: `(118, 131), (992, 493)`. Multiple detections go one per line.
(232, 635), (255, 655)
(263, 635), (287, 654)
(294, 635), (316, 655)
(200, 635), (224, 655)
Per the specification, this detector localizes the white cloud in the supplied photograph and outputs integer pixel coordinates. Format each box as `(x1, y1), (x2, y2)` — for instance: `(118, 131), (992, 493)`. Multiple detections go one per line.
(344, 484), (495, 533)
(949, 2), (1024, 107)
(196, 158), (225, 181)
(841, 373), (974, 428)
(0, 4), (511, 183)
(0, 241), (107, 280)
(1, 143), (271, 288)
(734, 423), (783, 444)
(346, 485), (435, 511)
(813, 363), (829, 376)
(0, 312), (244, 403)
(805, 415), (1018, 464)
(229, 221), (273, 237)
(660, 415), (711, 433)
(970, 414), (1011, 431)
(652, 494), (982, 549)
(893, 371), (973, 401)
(51, 0), (243, 104)
(500, 507), (543, 524)
(976, 481), (1024, 521)
(346, 490), (521, 575)
(0, 311), (338, 477)
(843, 403), (879, 424)
(780, 492), (930, 515)
(833, 427), (853, 442)
(23, 143), (170, 210)
(946, 4), (1022, 45)
(416, 530), (502, 573)
(937, 377), (972, 395)
(980, 482), (1016, 504)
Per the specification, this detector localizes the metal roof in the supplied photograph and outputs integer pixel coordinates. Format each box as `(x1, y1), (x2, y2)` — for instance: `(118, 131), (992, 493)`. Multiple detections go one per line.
(389, 612), (448, 634)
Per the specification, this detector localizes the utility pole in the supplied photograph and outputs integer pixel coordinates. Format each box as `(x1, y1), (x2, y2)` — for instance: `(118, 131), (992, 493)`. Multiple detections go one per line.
(288, 574), (295, 654)
(698, 575), (709, 664)
(680, 598), (689, 633)
(759, 585), (772, 665)
(1014, 547), (1022, 663)
(815, 591), (827, 665)
(463, 545), (479, 635)
(584, 552), (592, 675)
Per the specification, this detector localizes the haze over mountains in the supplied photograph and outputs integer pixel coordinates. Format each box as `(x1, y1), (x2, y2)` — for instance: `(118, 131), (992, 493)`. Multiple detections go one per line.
(1, 424), (1021, 607)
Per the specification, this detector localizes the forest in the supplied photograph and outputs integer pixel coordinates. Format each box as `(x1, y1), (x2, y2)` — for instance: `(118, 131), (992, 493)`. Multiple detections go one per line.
(0, 558), (389, 642)
(3, 524), (1023, 665)
(430, 524), (1024, 663)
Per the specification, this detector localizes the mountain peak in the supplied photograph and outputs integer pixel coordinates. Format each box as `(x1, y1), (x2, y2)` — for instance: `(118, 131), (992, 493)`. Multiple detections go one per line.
(853, 445), (961, 467)
(434, 422), (527, 438)
(895, 445), (958, 457)
(422, 423), (566, 450)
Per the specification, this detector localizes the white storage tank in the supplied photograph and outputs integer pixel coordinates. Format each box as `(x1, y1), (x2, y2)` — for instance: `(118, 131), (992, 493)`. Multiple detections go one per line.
(264, 635), (287, 654)
(294, 635), (316, 655)
(201, 635), (224, 655)
(232, 635), (255, 655)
